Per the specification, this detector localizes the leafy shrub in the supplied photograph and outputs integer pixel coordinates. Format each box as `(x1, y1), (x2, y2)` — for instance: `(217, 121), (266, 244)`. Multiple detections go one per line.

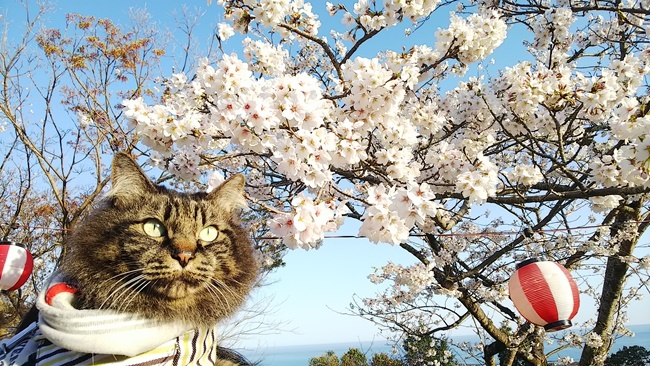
(605, 346), (650, 366)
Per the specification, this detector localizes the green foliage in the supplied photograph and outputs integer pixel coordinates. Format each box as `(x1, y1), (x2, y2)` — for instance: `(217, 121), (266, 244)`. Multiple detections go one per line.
(341, 348), (368, 366)
(370, 353), (403, 366)
(605, 345), (650, 366)
(498, 351), (534, 366)
(402, 334), (458, 366)
(310, 348), (402, 366)
(309, 350), (341, 366)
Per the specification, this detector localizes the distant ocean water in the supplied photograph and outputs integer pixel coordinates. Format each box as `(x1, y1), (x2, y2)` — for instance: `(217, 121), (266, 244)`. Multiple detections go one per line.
(240, 341), (396, 366)
(238, 324), (650, 366)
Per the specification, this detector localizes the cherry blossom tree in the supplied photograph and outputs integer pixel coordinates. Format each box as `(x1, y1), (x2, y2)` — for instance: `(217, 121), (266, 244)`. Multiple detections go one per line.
(120, 1), (650, 365)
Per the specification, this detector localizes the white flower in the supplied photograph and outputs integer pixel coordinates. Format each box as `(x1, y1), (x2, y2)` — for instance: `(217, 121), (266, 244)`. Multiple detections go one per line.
(217, 22), (235, 41)
(243, 38), (288, 76)
(341, 12), (355, 27)
(456, 169), (498, 204)
(326, 2), (336, 16)
(585, 332), (604, 348)
(268, 194), (345, 249)
(206, 171), (225, 193)
(268, 214), (299, 248)
(168, 149), (201, 180)
(121, 97), (147, 120)
(77, 111), (91, 126)
(589, 195), (623, 213)
(435, 11), (507, 64)
(639, 256), (650, 270)
(509, 164), (544, 186)
(359, 206), (410, 245)
(169, 73), (188, 90)
(353, 0), (369, 16)
(590, 157), (622, 187)
(366, 184), (393, 208)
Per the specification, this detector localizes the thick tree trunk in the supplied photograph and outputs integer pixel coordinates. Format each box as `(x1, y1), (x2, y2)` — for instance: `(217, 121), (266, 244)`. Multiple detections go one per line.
(484, 340), (506, 366)
(528, 335), (549, 366)
(579, 200), (643, 366)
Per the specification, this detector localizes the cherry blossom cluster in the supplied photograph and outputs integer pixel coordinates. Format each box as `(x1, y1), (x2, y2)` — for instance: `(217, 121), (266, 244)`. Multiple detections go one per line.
(219, 0), (321, 35)
(454, 155), (499, 204)
(435, 11), (507, 64)
(122, 6), (512, 248)
(506, 164), (544, 186)
(368, 262), (435, 302)
(362, 257), (464, 336)
(493, 52), (650, 193)
(268, 193), (348, 249)
(242, 38), (289, 76)
(529, 8), (575, 63)
(340, 0), (441, 31)
(358, 182), (440, 245)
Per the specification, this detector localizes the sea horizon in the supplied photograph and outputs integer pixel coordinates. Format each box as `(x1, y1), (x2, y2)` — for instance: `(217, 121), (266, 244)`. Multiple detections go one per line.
(238, 323), (650, 365)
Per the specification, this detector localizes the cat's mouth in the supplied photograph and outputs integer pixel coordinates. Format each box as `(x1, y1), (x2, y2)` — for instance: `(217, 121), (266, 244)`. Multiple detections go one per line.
(151, 275), (202, 299)
(165, 281), (199, 299)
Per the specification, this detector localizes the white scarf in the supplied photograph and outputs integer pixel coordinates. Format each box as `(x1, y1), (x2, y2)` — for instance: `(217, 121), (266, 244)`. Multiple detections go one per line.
(35, 275), (193, 357)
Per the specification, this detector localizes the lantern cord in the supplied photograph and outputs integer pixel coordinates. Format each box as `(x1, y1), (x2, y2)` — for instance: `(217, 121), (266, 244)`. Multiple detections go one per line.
(4, 220), (650, 241)
(253, 220), (650, 240)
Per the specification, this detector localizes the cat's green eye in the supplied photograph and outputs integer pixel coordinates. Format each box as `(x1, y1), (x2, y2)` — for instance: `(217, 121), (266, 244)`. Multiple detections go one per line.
(143, 219), (166, 238)
(199, 226), (219, 242)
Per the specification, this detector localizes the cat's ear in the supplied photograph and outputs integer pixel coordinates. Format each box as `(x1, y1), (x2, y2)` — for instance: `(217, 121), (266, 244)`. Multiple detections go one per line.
(208, 174), (247, 213)
(109, 153), (156, 203)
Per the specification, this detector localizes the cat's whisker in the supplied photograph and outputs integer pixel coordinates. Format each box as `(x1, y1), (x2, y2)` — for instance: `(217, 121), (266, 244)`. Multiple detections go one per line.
(207, 278), (245, 312)
(219, 276), (248, 289)
(97, 268), (145, 308)
(210, 277), (245, 303)
(203, 281), (231, 312)
(97, 268), (142, 290)
(102, 266), (144, 282)
(201, 282), (222, 309)
(115, 278), (149, 314)
(120, 278), (151, 314)
(101, 278), (142, 312)
(213, 277), (246, 300)
(100, 274), (147, 311)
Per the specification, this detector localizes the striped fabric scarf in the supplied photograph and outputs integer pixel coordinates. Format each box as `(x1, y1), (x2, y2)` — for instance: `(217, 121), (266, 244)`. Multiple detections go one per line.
(0, 276), (220, 365)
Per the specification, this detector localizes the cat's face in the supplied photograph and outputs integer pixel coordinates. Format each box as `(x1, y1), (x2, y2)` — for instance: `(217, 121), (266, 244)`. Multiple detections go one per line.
(62, 153), (258, 328)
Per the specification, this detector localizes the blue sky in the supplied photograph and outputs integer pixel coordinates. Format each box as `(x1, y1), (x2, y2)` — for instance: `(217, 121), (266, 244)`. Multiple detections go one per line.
(3, 0), (650, 351)
(244, 231), (417, 347)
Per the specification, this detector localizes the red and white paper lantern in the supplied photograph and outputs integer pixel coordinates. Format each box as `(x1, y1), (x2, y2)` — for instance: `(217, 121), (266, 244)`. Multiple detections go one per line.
(508, 258), (580, 331)
(0, 241), (34, 291)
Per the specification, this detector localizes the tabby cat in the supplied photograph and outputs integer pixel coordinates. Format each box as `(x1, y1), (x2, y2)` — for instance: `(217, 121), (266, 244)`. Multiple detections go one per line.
(5, 153), (258, 365)
(64, 152), (258, 328)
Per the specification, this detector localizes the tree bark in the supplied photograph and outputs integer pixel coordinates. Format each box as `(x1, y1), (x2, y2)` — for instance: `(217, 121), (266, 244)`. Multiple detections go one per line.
(579, 199), (644, 366)
(485, 341), (506, 366)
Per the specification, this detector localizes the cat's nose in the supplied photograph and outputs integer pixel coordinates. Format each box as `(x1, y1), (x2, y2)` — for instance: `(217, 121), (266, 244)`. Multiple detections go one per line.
(173, 251), (195, 267)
